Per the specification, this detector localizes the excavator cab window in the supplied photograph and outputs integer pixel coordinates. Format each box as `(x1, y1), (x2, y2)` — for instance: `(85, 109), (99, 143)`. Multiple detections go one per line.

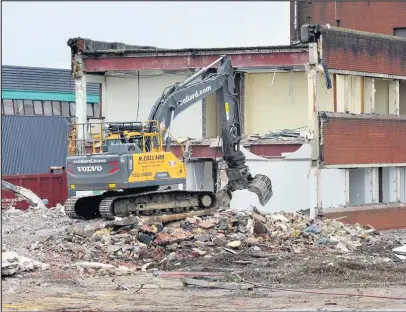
(101, 137), (144, 153)
(102, 139), (122, 153)
(128, 137), (143, 152)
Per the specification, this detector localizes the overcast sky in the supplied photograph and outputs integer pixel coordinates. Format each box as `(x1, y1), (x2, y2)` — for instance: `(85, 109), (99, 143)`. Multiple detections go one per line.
(2, 1), (290, 69)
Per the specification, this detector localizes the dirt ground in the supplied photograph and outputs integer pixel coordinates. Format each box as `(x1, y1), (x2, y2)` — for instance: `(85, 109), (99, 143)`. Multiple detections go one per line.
(3, 273), (406, 311)
(3, 249), (406, 311)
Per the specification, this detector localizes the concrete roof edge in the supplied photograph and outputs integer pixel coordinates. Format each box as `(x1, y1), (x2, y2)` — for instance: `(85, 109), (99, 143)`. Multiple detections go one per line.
(67, 37), (162, 51)
(322, 25), (406, 42)
(320, 111), (406, 121)
(79, 44), (309, 58)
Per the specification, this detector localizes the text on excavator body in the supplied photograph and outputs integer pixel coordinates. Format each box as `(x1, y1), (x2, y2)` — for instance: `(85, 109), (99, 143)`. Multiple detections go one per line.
(138, 155), (165, 162)
(179, 86), (212, 106)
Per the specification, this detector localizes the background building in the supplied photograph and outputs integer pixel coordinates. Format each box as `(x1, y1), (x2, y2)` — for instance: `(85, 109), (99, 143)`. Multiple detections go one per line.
(0, 66), (101, 209)
(290, 1), (406, 42)
(1, 65), (100, 119)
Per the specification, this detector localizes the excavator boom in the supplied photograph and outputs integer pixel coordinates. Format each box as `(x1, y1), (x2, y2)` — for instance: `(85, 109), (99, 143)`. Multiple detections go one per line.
(148, 55), (273, 205)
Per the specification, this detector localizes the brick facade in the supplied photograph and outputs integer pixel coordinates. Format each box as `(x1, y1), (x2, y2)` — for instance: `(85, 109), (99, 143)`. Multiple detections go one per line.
(320, 112), (406, 166)
(323, 204), (406, 230)
(321, 26), (406, 77)
(290, 1), (406, 42)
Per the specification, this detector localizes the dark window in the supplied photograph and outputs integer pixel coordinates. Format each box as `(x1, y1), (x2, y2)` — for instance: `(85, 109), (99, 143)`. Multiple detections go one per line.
(52, 101), (61, 115)
(14, 100), (24, 115)
(23, 100), (34, 115)
(43, 101), (52, 115)
(69, 102), (76, 116)
(2, 99), (14, 115)
(394, 27), (406, 38)
(86, 103), (94, 117)
(93, 103), (100, 118)
(61, 101), (70, 117)
(33, 101), (43, 115)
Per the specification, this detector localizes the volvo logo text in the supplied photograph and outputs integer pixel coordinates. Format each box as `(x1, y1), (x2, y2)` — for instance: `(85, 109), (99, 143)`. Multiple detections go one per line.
(77, 166), (103, 172)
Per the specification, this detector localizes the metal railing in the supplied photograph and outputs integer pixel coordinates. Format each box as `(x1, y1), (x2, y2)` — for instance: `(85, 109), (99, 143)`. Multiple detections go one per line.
(67, 120), (185, 157)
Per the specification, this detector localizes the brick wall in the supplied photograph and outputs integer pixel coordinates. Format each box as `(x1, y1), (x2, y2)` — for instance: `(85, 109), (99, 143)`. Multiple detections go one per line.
(290, 1), (406, 41)
(321, 26), (406, 76)
(320, 112), (406, 166)
(323, 204), (406, 230)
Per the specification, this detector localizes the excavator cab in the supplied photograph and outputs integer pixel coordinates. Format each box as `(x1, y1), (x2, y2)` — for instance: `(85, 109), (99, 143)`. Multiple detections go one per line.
(89, 123), (143, 153)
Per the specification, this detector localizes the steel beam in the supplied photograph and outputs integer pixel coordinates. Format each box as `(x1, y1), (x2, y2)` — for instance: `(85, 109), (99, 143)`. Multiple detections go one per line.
(83, 52), (309, 72)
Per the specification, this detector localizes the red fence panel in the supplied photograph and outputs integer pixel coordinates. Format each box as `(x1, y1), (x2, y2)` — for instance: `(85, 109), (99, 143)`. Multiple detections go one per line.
(1, 172), (68, 210)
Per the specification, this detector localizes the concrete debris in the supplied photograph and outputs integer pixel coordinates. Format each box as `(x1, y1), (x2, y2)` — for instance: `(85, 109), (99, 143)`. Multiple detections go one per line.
(265, 129), (307, 139)
(393, 245), (406, 260)
(222, 247), (238, 255)
(2, 202), (404, 281)
(195, 235), (211, 242)
(227, 241), (242, 249)
(69, 261), (115, 269)
(213, 237), (227, 247)
(1, 180), (46, 210)
(335, 242), (350, 253)
(251, 211), (267, 224)
(393, 245), (406, 256)
(187, 135), (307, 148)
(141, 262), (154, 272)
(2, 251), (49, 277)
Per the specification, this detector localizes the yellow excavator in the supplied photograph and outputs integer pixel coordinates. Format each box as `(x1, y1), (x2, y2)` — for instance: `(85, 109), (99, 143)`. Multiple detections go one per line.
(64, 55), (273, 220)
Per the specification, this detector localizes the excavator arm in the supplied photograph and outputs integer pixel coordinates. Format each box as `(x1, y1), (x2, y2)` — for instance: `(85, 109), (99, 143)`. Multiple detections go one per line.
(148, 55), (273, 206)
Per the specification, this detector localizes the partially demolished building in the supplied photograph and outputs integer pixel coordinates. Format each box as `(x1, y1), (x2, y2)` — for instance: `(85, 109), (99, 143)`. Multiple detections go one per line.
(68, 24), (406, 229)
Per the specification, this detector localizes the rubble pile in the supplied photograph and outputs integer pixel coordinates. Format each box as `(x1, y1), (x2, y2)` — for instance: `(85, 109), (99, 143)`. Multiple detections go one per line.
(22, 206), (398, 277)
(3, 202), (405, 280)
(2, 204), (68, 231)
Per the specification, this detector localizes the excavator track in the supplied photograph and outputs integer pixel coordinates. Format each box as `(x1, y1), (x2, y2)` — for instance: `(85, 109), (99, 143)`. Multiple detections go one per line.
(64, 196), (80, 219)
(64, 195), (103, 219)
(99, 189), (217, 220)
(65, 189), (217, 221)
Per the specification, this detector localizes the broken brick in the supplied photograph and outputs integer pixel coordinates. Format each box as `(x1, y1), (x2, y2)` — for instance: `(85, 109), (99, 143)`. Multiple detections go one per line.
(198, 220), (215, 229)
(154, 229), (194, 246)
